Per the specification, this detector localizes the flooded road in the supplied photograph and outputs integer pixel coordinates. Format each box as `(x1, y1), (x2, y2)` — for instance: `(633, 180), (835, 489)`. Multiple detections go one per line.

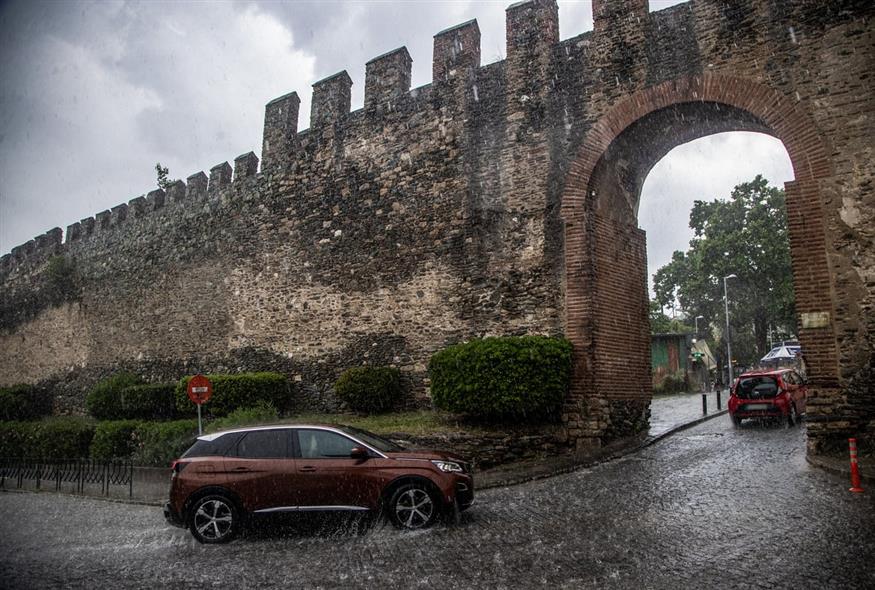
(2, 417), (873, 589)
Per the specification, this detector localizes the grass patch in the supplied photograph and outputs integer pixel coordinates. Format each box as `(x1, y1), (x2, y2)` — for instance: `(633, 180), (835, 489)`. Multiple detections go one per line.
(278, 410), (488, 436)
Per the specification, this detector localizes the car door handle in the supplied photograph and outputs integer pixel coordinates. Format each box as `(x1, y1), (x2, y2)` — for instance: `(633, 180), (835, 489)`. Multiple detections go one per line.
(233, 467), (251, 472)
(300, 466), (317, 472)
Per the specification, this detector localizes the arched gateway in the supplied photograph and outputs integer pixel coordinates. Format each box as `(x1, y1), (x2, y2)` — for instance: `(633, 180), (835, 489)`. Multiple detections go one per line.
(560, 73), (841, 451)
(1, 1), (872, 455)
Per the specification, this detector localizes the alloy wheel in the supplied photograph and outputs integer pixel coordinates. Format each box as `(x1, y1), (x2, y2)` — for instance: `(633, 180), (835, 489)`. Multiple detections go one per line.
(193, 499), (234, 541)
(394, 488), (435, 529)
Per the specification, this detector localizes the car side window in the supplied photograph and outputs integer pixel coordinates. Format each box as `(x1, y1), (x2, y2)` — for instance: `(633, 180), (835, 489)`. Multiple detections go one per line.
(232, 429), (290, 459)
(297, 429), (358, 459)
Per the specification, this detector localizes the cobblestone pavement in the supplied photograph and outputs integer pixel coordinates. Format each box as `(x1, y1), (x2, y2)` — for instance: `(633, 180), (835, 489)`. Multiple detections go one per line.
(2, 417), (873, 589)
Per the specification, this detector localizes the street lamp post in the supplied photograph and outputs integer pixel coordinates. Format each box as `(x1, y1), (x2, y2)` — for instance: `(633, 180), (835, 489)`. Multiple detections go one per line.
(694, 315), (705, 391)
(723, 274), (738, 387)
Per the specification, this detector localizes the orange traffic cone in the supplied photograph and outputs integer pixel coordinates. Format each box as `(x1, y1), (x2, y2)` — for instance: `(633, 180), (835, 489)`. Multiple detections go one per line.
(849, 438), (864, 493)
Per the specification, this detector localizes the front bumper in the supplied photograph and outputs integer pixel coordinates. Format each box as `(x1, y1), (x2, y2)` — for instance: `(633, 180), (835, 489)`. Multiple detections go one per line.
(456, 480), (474, 510)
(164, 502), (184, 528)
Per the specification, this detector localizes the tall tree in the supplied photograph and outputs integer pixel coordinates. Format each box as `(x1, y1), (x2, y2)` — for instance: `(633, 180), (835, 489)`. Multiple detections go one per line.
(652, 175), (795, 363)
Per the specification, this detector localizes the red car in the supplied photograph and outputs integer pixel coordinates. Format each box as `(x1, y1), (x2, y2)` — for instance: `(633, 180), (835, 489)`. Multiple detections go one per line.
(164, 424), (474, 543)
(728, 368), (808, 427)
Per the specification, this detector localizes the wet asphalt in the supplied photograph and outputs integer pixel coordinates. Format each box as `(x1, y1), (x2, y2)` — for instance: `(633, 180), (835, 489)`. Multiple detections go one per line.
(1, 416), (873, 589)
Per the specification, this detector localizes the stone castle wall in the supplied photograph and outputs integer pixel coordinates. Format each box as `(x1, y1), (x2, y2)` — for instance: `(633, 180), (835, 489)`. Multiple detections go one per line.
(1, 0), (872, 450)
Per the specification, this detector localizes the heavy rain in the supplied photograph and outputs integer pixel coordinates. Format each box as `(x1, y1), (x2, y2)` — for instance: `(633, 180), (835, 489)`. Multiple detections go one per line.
(1, 1), (873, 588)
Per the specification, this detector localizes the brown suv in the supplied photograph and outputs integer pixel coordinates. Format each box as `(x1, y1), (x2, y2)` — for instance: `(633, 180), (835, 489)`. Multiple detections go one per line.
(164, 424), (474, 543)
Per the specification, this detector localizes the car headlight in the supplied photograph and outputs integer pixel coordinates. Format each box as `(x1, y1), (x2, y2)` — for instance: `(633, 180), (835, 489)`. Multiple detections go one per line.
(431, 460), (463, 473)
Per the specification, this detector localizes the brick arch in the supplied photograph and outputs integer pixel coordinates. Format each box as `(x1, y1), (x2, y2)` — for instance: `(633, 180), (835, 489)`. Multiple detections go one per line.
(561, 73), (833, 222)
(561, 73), (839, 448)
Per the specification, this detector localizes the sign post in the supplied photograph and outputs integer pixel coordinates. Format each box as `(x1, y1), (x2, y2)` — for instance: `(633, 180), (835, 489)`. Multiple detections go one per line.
(187, 374), (213, 435)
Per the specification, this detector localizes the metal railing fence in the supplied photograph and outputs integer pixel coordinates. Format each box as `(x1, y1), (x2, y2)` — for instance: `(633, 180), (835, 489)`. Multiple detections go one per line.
(0, 457), (133, 497)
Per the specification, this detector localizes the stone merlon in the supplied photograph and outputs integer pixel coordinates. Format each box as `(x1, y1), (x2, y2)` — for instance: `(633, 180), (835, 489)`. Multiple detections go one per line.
(167, 180), (186, 202)
(506, 0), (559, 59)
(311, 71), (352, 128)
(433, 19), (481, 83)
(593, 0), (649, 32)
(234, 152), (259, 181)
(186, 172), (208, 199)
(65, 222), (82, 244)
(128, 196), (147, 217)
(110, 203), (128, 225)
(365, 47), (412, 111)
(209, 162), (233, 195)
(262, 91), (300, 172)
(146, 189), (166, 211)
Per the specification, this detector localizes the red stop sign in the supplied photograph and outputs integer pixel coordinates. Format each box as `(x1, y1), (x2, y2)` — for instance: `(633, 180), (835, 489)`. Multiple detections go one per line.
(187, 374), (212, 405)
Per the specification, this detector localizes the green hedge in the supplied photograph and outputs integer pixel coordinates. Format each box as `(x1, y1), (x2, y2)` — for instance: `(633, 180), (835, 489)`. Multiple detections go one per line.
(132, 420), (199, 466)
(335, 366), (402, 414)
(0, 417), (96, 459)
(206, 402), (279, 433)
(174, 373), (291, 417)
(429, 336), (572, 421)
(90, 420), (143, 459)
(119, 384), (177, 419)
(0, 384), (53, 421)
(85, 373), (143, 420)
(85, 374), (177, 420)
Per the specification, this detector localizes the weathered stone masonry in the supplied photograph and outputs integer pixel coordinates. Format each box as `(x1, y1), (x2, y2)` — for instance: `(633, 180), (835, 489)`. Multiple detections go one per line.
(1, 0), (873, 453)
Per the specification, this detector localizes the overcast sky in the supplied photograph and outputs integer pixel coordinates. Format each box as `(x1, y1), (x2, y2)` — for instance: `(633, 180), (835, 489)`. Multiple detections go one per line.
(0, 0), (792, 284)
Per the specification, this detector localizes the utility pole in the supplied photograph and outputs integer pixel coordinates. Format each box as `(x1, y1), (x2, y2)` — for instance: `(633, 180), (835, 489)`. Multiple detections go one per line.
(724, 274), (738, 386)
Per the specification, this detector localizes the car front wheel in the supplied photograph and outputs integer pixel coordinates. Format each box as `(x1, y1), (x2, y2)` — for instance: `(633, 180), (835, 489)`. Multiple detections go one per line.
(388, 483), (439, 530)
(731, 415), (743, 427)
(189, 494), (240, 544)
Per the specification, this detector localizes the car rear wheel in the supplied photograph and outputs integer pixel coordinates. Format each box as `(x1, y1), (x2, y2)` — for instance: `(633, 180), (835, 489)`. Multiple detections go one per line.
(731, 415), (743, 427)
(189, 494), (240, 544)
(388, 483), (439, 530)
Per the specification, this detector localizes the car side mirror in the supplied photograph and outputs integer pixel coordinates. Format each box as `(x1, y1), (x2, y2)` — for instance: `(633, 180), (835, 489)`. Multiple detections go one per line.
(350, 447), (369, 460)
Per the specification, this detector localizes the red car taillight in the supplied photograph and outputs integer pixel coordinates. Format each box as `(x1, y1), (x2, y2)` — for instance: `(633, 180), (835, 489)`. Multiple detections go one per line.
(170, 460), (189, 478)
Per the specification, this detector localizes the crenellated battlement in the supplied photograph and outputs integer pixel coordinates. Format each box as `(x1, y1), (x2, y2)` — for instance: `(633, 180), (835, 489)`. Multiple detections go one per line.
(1, 0), (711, 269)
(1, 227), (63, 273)
(4, 0), (630, 265)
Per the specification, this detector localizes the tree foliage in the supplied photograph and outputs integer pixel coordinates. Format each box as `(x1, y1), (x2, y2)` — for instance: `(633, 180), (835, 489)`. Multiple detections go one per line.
(155, 162), (173, 191)
(652, 176), (795, 364)
(649, 301), (693, 334)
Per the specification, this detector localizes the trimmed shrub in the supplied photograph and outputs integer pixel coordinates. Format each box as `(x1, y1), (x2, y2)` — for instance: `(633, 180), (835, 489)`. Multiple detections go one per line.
(0, 418), (96, 459)
(429, 336), (572, 421)
(0, 384), (53, 421)
(85, 373), (143, 420)
(335, 366), (402, 414)
(654, 373), (686, 395)
(0, 421), (37, 457)
(206, 401), (279, 433)
(90, 420), (144, 459)
(119, 384), (177, 420)
(132, 419), (199, 467)
(174, 373), (291, 417)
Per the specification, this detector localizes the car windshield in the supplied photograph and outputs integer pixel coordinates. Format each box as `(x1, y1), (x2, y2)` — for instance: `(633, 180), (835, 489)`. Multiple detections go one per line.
(337, 425), (405, 453)
(737, 376), (779, 397)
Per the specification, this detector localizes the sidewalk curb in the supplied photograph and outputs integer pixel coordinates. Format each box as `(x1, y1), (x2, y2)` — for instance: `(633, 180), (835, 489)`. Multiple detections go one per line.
(806, 454), (874, 484)
(642, 409), (729, 448)
(477, 409), (729, 491)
